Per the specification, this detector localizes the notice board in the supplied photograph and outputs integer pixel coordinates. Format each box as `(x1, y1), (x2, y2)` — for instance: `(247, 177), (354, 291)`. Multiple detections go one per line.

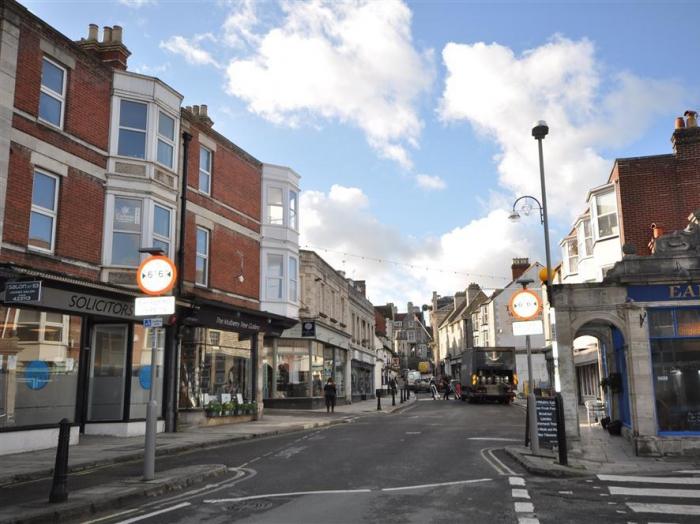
(535, 397), (559, 449)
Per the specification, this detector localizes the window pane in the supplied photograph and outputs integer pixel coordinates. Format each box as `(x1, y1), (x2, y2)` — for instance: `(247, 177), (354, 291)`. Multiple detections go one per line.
(113, 198), (142, 232)
(28, 212), (53, 250)
(196, 228), (209, 255)
(289, 279), (297, 302)
(118, 129), (146, 158)
(112, 232), (140, 266)
(39, 92), (61, 126)
(289, 257), (297, 279)
(153, 206), (170, 238)
(596, 192), (616, 215)
(43, 325), (63, 342)
(120, 100), (147, 130)
(199, 172), (210, 194)
(290, 191), (297, 213)
(652, 338), (700, 432)
(41, 59), (64, 94)
(598, 213), (619, 238)
(158, 112), (174, 140)
(199, 148), (211, 172)
(157, 140), (173, 167)
(153, 239), (169, 254)
(266, 278), (282, 299)
(45, 312), (63, 323)
(649, 309), (675, 338)
(195, 256), (207, 285)
(268, 204), (283, 225)
(678, 309), (700, 337)
(268, 254), (283, 277)
(32, 173), (56, 210)
(268, 187), (283, 206)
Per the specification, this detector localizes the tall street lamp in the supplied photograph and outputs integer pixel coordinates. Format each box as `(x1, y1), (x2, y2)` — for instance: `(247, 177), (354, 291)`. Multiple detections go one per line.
(531, 120), (552, 286)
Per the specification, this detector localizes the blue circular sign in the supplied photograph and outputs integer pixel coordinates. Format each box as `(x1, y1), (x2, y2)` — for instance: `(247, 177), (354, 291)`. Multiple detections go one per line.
(25, 360), (50, 390)
(139, 365), (152, 389)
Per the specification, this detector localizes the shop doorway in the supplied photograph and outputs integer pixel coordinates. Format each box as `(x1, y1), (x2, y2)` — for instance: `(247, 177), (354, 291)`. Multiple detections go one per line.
(87, 324), (128, 421)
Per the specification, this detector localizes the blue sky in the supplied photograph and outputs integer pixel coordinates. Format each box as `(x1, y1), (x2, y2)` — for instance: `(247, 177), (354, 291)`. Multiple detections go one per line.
(24, 0), (700, 307)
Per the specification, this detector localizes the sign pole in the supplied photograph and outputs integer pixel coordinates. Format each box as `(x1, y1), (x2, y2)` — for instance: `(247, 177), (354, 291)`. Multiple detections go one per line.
(526, 334), (539, 454)
(143, 325), (159, 481)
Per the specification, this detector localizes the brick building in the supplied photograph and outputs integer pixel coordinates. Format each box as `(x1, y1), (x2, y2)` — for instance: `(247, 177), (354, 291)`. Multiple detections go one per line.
(0, 0), (294, 454)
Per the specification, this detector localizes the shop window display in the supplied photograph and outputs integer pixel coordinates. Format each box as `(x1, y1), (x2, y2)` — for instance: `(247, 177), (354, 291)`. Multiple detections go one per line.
(180, 327), (252, 408)
(276, 340), (309, 398)
(649, 308), (700, 432)
(0, 306), (81, 428)
(129, 325), (164, 419)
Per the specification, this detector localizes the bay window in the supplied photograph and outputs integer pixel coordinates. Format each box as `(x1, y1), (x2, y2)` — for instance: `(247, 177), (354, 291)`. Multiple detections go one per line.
(289, 190), (298, 230)
(152, 205), (171, 255)
(28, 171), (59, 252)
(595, 191), (619, 239)
(289, 256), (298, 302)
(267, 187), (284, 225)
(567, 238), (579, 273)
(118, 100), (148, 159)
(157, 112), (175, 168)
(266, 254), (284, 299)
(39, 57), (66, 128)
(195, 227), (209, 286)
(578, 219), (593, 257)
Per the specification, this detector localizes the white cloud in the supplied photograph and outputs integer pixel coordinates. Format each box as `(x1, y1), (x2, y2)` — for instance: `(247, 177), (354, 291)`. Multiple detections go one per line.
(300, 185), (536, 307)
(225, 0), (434, 168)
(222, 0), (260, 48)
(438, 35), (684, 220)
(119, 0), (155, 7)
(415, 174), (446, 190)
(159, 36), (221, 68)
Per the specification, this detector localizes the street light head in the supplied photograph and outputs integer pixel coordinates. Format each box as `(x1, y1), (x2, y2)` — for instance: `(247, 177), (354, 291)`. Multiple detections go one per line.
(138, 246), (166, 256)
(532, 120), (549, 140)
(508, 211), (521, 222)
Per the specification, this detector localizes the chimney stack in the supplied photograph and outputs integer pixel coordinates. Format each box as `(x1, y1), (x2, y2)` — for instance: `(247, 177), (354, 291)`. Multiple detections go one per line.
(466, 282), (481, 305)
(511, 257), (530, 281)
(77, 24), (131, 71)
(672, 110), (700, 161)
(186, 103), (214, 128)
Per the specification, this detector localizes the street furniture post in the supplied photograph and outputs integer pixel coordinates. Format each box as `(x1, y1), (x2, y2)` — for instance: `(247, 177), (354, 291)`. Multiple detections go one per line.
(48, 418), (71, 503)
(526, 333), (539, 454)
(143, 327), (159, 481)
(555, 392), (568, 465)
(376, 389), (382, 411)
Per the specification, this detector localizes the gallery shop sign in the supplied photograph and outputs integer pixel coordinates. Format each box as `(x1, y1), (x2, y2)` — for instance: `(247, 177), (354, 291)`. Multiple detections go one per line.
(2, 284), (136, 320)
(628, 284), (700, 302)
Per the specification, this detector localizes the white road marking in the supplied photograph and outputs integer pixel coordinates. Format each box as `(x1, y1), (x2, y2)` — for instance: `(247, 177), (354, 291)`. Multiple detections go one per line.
(480, 447), (517, 476)
(558, 490), (573, 495)
(599, 474), (700, 485)
(518, 518), (540, 524)
(405, 431), (422, 435)
(610, 486), (700, 498)
(381, 478), (492, 492)
(626, 502), (700, 515)
(675, 470), (700, 474)
(468, 437), (519, 441)
(509, 477), (526, 486)
(206, 489), (373, 503)
(514, 502), (534, 513)
(512, 488), (530, 499)
(114, 502), (191, 524)
(81, 508), (140, 524)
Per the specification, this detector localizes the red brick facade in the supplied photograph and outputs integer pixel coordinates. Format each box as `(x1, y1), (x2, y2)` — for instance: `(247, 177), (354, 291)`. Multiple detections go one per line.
(614, 127), (700, 255)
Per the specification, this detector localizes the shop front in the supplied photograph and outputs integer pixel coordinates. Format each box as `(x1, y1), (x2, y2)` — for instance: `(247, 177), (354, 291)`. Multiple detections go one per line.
(178, 299), (294, 425)
(263, 320), (350, 409)
(0, 266), (171, 455)
(351, 350), (375, 402)
(551, 237), (700, 456)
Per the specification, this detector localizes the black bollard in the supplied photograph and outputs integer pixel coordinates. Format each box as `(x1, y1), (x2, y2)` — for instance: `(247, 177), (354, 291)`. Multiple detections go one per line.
(400, 388), (404, 403)
(49, 418), (71, 503)
(555, 393), (568, 466)
(392, 389), (396, 406)
(376, 389), (382, 411)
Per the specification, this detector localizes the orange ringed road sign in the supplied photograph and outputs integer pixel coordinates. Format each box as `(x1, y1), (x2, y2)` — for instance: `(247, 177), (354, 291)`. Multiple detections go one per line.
(508, 289), (542, 321)
(137, 255), (177, 296)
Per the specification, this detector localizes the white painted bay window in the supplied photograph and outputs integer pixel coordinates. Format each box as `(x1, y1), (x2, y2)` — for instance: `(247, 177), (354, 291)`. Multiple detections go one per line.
(28, 171), (59, 253)
(266, 254), (284, 299)
(595, 191), (619, 239)
(118, 100), (148, 159)
(567, 238), (579, 273)
(578, 219), (593, 257)
(267, 187), (284, 225)
(157, 112), (175, 168)
(111, 197), (142, 266)
(39, 57), (66, 128)
(195, 227), (209, 286)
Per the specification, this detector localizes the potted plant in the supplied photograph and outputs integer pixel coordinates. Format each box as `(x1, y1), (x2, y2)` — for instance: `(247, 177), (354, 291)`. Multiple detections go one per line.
(222, 401), (234, 416)
(205, 400), (222, 417)
(233, 402), (240, 416)
(600, 373), (623, 394)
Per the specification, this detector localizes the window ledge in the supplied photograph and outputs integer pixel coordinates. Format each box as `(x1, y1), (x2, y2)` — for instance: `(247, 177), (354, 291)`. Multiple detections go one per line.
(27, 246), (55, 257)
(37, 117), (63, 132)
(594, 234), (619, 244)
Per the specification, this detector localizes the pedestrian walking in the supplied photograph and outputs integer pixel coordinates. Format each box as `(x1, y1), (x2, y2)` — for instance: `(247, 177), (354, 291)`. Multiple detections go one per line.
(442, 376), (451, 400)
(324, 378), (337, 413)
(430, 378), (438, 400)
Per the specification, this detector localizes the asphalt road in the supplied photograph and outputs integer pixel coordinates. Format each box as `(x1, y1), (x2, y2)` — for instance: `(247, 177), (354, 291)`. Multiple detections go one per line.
(11, 396), (699, 523)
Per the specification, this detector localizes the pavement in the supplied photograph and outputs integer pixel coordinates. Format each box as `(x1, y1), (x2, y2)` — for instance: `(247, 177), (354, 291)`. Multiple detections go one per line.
(505, 399), (700, 478)
(0, 395), (415, 524)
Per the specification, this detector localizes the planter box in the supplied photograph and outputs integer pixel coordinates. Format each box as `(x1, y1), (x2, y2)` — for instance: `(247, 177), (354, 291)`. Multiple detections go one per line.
(201, 414), (255, 427)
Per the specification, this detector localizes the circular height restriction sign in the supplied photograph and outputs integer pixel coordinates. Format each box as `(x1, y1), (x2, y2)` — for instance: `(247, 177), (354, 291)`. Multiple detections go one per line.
(137, 256), (177, 296)
(508, 289), (542, 321)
